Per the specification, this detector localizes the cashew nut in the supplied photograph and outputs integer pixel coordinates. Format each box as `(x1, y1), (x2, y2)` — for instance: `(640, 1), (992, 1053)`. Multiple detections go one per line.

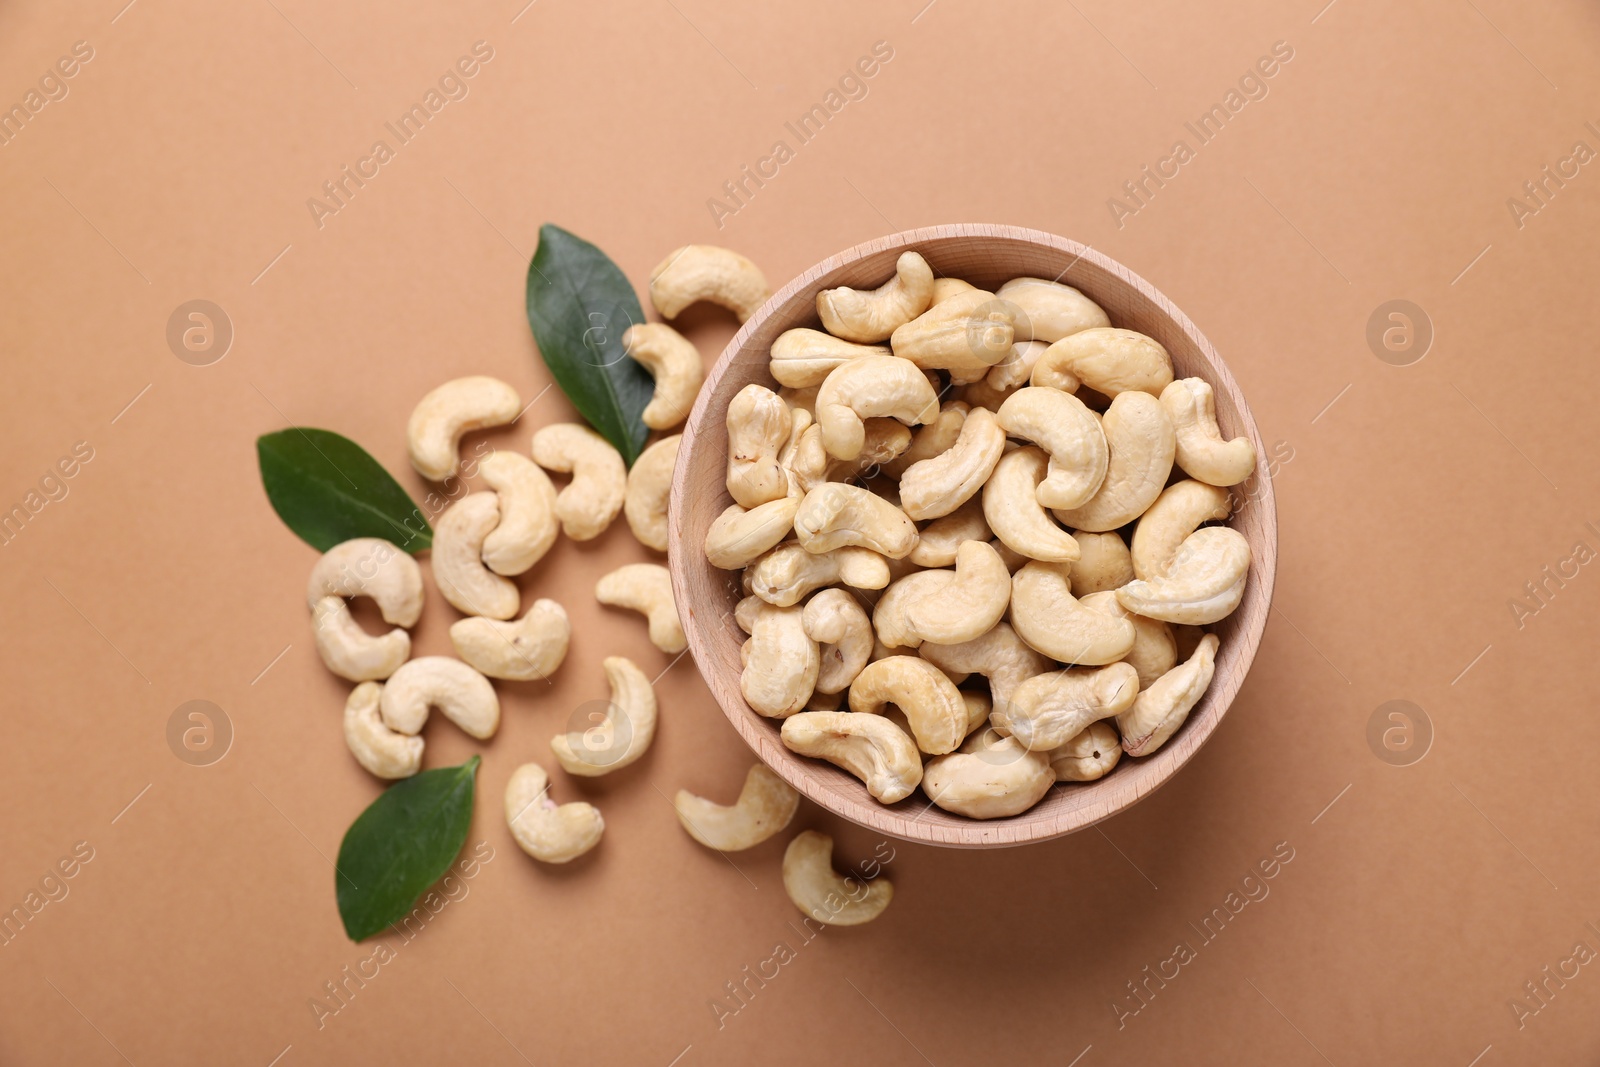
(881, 400), (968, 479)
(922, 735), (1055, 818)
(989, 538), (1029, 573)
(1130, 479), (1233, 581)
(807, 689), (844, 711)
(814, 355), (939, 461)
(930, 277), (976, 304)
(817, 251), (935, 343)
(959, 376), (1017, 413)
(997, 662), (1140, 751)
(994, 387), (1109, 511)
(747, 543), (889, 607)
(770, 328), (888, 388)
(872, 569), (953, 649)
(312, 596), (410, 681)
(1162, 378), (1256, 487)
(1009, 561), (1136, 665)
(803, 588), (874, 694)
(530, 423), (626, 541)
(779, 712), (922, 803)
(1069, 531), (1135, 594)
(380, 656), (500, 739)
(919, 622), (1050, 720)
(782, 830), (893, 925)
(675, 765), (799, 851)
(649, 244), (769, 321)
(478, 451), (559, 576)
(909, 497), (991, 567)
(981, 446), (1081, 563)
(450, 598), (571, 681)
(1114, 526), (1250, 624)
(890, 289), (1017, 384)
(1049, 721), (1122, 782)
(623, 323), (703, 430)
(1051, 390), (1175, 532)
(307, 537), (425, 626)
(552, 656), (656, 776)
(406, 376), (522, 481)
(343, 681), (423, 779)
(848, 655), (968, 755)
(779, 385), (819, 417)
(1117, 634), (1219, 756)
(1032, 327), (1174, 398)
(726, 385), (792, 508)
(793, 482), (917, 558)
(904, 540), (1011, 646)
(898, 407), (1006, 520)
(505, 762), (603, 863)
(995, 277), (1110, 343)
(704, 496), (802, 570)
(987, 339), (1056, 392)
(433, 492), (520, 620)
(1078, 591), (1176, 689)
(736, 596), (820, 717)
(623, 434), (680, 553)
(596, 563), (685, 653)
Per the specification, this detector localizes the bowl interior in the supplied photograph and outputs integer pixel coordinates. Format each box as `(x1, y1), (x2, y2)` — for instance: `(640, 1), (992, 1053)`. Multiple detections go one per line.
(668, 224), (1277, 848)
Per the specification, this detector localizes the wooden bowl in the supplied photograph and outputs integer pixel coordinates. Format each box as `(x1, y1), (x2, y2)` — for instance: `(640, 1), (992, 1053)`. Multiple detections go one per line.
(667, 223), (1277, 848)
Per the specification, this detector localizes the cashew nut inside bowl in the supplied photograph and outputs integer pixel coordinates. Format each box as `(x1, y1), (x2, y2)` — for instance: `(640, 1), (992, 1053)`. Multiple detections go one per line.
(725, 384), (792, 508)
(782, 830), (892, 925)
(736, 597), (820, 718)
(505, 762), (604, 864)
(770, 329), (888, 388)
(1032, 327), (1174, 398)
(1049, 720), (1122, 782)
(813, 354), (939, 461)
(817, 250), (935, 343)
(1117, 634), (1219, 757)
(1115, 526), (1251, 625)
(1162, 377), (1256, 487)
(407, 376), (522, 482)
(780, 711), (923, 803)
(996, 277), (1110, 343)
(922, 735), (1055, 819)
(380, 656), (500, 739)
(551, 656), (657, 776)
(675, 764), (799, 851)
(848, 655), (968, 755)
(994, 387), (1109, 512)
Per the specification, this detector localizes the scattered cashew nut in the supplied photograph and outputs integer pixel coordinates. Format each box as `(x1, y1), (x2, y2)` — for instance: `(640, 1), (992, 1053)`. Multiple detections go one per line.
(782, 830), (893, 925)
(450, 598), (571, 681)
(407, 376), (522, 481)
(478, 451), (559, 576)
(623, 323), (703, 430)
(505, 762), (603, 863)
(312, 596), (409, 681)
(596, 563), (685, 653)
(623, 434), (680, 553)
(433, 492), (520, 620)
(675, 765), (799, 851)
(380, 656), (500, 739)
(343, 682), (423, 779)
(552, 656), (656, 776)
(531, 423), (626, 541)
(649, 244), (769, 321)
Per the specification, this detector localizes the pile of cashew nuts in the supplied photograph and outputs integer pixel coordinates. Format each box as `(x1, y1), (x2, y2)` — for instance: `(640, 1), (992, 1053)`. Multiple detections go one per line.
(702, 249), (1257, 827)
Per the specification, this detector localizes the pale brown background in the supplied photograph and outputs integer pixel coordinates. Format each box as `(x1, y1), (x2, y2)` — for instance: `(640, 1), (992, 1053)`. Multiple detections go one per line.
(2, 0), (1597, 1063)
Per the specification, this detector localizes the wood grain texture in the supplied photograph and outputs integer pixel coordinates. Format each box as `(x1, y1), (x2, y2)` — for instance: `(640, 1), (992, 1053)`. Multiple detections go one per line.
(667, 224), (1277, 848)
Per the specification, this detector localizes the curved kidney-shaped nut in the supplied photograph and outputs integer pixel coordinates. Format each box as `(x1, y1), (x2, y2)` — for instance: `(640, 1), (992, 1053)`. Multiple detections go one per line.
(1052, 391), (1175, 532)
(450, 598), (571, 681)
(793, 483), (917, 558)
(848, 656), (968, 755)
(982, 447), (1081, 563)
(623, 434), (679, 553)
(407, 376), (521, 481)
(623, 323), (703, 430)
(312, 596), (410, 681)
(898, 407), (1006, 521)
(552, 656), (656, 776)
(649, 244), (769, 321)
(1117, 634), (1219, 756)
(784, 423), (829, 495)
(505, 762), (603, 864)
(676, 764), (799, 851)
(782, 830), (893, 925)
(1010, 561), (1136, 665)
(922, 737), (1056, 818)
(910, 498), (991, 568)
(307, 538), (424, 626)
(704, 497), (801, 570)
(1032, 328), (1173, 398)
(531, 423), (626, 541)
(726, 385), (792, 508)
(997, 662), (1140, 751)
(1078, 591), (1176, 689)
(931, 277), (976, 304)
(987, 339), (1055, 392)
(817, 251), (935, 343)
(1070, 531), (1135, 594)
(1162, 378), (1256, 487)
(596, 563), (685, 653)
(803, 589), (874, 694)
(736, 597), (820, 717)
(748, 543), (888, 607)
(344, 682), (423, 779)
(905, 540), (1011, 646)
(960, 690), (993, 738)
(1115, 526), (1250, 624)
(872, 569), (954, 649)
(814, 355), (939, 461)
(1049, 720), (1122, 781)
(381, 656), (500, 739)
(995, 387), (1109, 511)
(770, 328), (888, 388)
(996, 277), (1110, 343)
(882, 400), (968, 479)
(959, 376), (1016, 413)
(919, 622), (1050, 721)
(823, 419), (913, 484)
(1130, 480), (1233, 581)
(780, 713), (922, 803)
(478, 451), (559, 576)
(433, 492), (520, 620)
(890, 289), (1018, 384)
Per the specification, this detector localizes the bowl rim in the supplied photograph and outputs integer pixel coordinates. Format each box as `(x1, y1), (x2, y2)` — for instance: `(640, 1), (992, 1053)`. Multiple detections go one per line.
(667, 222), (1277, 848)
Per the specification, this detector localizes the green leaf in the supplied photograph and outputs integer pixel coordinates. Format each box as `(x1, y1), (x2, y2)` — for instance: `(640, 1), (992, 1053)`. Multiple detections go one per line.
(257, 428), (432, 554)
(526, 223), (653, 465)
(335, 756), (480, 941)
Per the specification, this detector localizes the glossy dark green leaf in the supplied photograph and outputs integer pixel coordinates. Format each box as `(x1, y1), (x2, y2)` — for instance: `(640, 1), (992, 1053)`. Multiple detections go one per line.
(257, 428), (431, 553)
(335, 756), (480, 941)
(525, 223), (652, 465)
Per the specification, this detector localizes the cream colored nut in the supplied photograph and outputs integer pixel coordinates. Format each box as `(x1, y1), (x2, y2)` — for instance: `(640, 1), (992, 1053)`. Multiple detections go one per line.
(595, 563), (684, 653)
(478, 451), (559, 576)
(1049, 721), (1122, 782)
(736, 597), (820, 718)
(982, 447), (1081, 563)
(726, 385), (792, 508)
(779, 384), (818, 417)
(793, 482), (917, 558)
(890, 289), (1018, 384)
(881, 400), (968, 479)
(1130, 479), (1233, 581)
(998, 662), (1140, 750)
(748, 543), (889, 607)
(770, 328), (888, 388)
(872, 569), (954, 649)
(778, 406), (813, 491)
(785, 423), (829, 495)
(848, 656), (968, 755)
(406, 376), (521, 481)
(782, 830), (893, 925)
(622, 323), (702, 430)
(505, 762), (603, 864)
(1162, 378), (1256, 487)
(1078, 591), (1176, 689)
(1114, 527), (1250, 624)
(817, 251), (935, 343)
(450, 599), (571, 681)
(312, 597), (410, 681)
(1070, 531), (1135, 594)
(530, 423), (626, 541)
(552, 656), (656, 776)
(919, 622), (1050, 720)
(996, 277), (1110, 343)
(822, 419), (914, 484)
(814, 355), (939, 461)
(343, 682), (423, 779)
(898, 407), (1006, 521)
(989, 538), (1028, 573)
(623, 435), (680, 553)
(807, 689), (844, 711)
(381, 656), (500, 739)
(306, 537), (424, 625)
(930, 277), (976, 304)
(1052, 391), (1175, 532)
(994, 387), (1109, 511)
(1117, 634), (1218, 756)
(676, 765), (799, 851)
(987, 339), (1056, 392)
(433, 492), (520, 620)
(909, 498), (991, 568)
(649, 244), (769, 321)
(905, 540), (1011, 646)
(1010, 561), (1136, 665)
(779, 713), (922, 803)
(1032, 327), (1174, 398)
(960, 690), (993, 737)
(922, 736), (1055, 818)
(803, 588), (874, 694)
(704, 497), (802, 570)
(959, 376), (1015, 413)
